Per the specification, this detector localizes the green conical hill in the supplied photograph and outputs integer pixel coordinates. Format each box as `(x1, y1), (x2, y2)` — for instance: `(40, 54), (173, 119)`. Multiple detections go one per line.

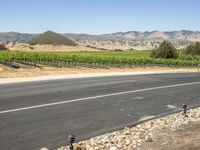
(30, 31), (77, 46)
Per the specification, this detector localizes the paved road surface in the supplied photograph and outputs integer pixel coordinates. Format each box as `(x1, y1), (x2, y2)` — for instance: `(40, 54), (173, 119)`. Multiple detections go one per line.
(0, 73), (200, 150)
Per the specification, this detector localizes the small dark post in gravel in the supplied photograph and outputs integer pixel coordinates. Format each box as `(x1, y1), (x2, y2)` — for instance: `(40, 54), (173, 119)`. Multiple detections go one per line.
(182, 104), (188, 117)
(68, 134), (75, 150)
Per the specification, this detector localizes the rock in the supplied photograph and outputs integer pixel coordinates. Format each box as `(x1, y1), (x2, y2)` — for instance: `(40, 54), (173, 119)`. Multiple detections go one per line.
(125, 139), (131, 145)
(145, 136), (153, 142)
(101, 136), (109, 143)
(41, 148), (49, 150)
(127, 145), (134, 150)
(58, 146), (66, 150)
(110, 146), (118, 150)
(94, 146), (99, 150)
(135, 132), (141, 136)
(85, 144), (91, 149)
(53, 107), (200, 150)
(124, 130), (131, 135)
(137, 143), (141, 146)
(74, 143), (86, 150)
(133, 135), (140, 140)
(145, 123), (152, 130)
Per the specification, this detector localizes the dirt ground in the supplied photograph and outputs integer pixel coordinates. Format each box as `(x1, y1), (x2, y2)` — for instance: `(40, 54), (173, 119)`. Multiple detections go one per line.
(0, 64), (198, 78)
(139, 121), (200, 150)
(7, 43), (100, 52)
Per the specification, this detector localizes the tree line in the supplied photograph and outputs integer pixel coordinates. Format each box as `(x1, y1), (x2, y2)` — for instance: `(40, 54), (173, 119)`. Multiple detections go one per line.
(150, 40), (200, 59)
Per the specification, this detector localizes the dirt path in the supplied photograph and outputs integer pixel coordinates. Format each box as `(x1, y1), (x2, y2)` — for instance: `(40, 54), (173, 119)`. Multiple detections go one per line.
(0, 65), (198, 78)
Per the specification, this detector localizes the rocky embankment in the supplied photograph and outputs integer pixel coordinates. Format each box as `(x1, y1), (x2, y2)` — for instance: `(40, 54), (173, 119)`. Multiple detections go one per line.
(42, 106), (200, 150)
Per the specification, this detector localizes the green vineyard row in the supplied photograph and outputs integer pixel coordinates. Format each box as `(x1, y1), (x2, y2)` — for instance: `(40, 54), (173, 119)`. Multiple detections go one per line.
(0, 51), (199, 68)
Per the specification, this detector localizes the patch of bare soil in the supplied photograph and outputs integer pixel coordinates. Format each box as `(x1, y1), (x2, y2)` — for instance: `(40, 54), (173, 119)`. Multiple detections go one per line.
(7, 43), (101, 52)
(0, 66), (4, 72)
(0, 65), (198, 78)
(139, 121), (200, 150)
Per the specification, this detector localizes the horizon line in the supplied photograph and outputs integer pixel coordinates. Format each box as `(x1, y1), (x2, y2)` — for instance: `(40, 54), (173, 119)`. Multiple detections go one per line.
(0, 29), (200, 35)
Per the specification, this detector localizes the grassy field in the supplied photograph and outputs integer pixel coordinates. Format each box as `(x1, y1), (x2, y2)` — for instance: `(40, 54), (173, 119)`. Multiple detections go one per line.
(0, 50), (199, 69)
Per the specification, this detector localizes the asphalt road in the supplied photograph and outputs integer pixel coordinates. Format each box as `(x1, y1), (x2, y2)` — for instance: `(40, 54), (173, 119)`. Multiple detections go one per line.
(0, 73), (200, 150)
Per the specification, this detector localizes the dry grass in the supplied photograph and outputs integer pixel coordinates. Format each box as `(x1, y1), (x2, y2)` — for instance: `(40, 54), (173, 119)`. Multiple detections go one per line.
(0, 65), (198, 78)
(7, 43), (100, 52)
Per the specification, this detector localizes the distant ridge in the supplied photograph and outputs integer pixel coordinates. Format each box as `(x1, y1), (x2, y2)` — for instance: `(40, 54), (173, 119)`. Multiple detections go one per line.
(0, 32), (36, 44)
(29, 31), (77, 46)
(65, 30), (200, 50)
(1, 30), (200, 50)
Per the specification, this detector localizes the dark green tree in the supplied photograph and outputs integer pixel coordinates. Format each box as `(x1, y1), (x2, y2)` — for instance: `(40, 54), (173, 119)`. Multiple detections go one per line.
(185, 42), (200, 56)
(0, 44), (7, 50)
(150, 41), (178, 59)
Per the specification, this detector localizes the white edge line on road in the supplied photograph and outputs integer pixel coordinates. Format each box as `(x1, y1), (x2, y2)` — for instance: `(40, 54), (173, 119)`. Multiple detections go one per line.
(1, 81), (200, 114)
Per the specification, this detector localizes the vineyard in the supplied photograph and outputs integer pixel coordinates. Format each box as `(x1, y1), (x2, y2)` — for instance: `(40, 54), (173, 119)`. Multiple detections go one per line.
(0, 51), (199, 68)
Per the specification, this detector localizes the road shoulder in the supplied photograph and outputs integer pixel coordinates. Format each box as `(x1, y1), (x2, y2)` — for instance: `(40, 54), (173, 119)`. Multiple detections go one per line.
(0, 66), (198, 84)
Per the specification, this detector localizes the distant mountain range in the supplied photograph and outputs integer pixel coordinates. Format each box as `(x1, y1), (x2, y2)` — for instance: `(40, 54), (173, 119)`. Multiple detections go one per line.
(1, 30), (200, 50)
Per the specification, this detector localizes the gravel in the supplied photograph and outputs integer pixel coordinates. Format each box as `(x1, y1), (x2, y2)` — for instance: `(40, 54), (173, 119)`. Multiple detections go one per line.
(42, 106), (200, 150)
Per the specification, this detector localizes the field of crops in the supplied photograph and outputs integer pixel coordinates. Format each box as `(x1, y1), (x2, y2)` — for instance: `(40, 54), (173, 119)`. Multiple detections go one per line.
(0, 51), (199, 68)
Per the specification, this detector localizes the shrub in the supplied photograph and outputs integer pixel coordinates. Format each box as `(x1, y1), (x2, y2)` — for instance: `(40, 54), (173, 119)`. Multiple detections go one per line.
(150, 41), (178, 59)
(114, 49), (123, 52)
(0, 44), (7, 50)
(185, 42), (200, 56)
(29, 45), (34, 49)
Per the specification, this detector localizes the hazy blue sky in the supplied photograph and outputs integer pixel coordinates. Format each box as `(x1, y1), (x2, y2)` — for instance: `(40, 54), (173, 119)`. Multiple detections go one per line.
(1, 0), (199, 34)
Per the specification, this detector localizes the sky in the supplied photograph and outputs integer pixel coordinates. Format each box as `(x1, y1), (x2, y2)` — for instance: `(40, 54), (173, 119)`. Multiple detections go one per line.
(0, 0), (200, 34)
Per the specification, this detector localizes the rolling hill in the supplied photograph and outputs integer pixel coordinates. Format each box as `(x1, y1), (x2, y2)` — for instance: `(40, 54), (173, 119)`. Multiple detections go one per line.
(29, 31), (77, 46)
(65, 30), (200, 50)
(1, 30), (200, 50)
(0, 32), (36, 44)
